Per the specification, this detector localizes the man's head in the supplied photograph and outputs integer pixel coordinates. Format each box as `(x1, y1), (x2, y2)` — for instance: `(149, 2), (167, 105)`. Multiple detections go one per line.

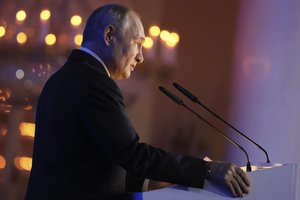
(82, 4), (145, 80)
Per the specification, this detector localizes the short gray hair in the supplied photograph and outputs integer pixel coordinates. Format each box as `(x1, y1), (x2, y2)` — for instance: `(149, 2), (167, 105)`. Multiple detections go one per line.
(82, 4), (131, 44)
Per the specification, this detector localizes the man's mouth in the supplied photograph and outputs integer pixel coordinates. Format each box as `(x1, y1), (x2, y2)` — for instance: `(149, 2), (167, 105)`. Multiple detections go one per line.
(130, 65), (135, 71)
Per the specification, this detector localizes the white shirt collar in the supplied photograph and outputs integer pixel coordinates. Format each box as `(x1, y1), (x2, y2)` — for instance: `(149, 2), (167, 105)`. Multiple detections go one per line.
(80, 47), (111, 77)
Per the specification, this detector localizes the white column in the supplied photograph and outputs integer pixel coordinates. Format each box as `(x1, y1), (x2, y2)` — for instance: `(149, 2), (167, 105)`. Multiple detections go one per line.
(228, 0), (300, 198)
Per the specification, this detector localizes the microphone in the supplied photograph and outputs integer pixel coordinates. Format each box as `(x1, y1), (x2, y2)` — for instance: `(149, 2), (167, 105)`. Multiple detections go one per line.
(159, 86), (252, 172)
(173, 82), (270, 163)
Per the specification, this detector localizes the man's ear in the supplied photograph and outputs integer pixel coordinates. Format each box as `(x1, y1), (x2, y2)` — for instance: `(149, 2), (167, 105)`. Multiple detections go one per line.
(104, 25), (115, 46)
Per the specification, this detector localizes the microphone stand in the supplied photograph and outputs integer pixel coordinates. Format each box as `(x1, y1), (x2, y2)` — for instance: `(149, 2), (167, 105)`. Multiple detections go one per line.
(173, 82), (270, 163)
(159, 86), (252, 172)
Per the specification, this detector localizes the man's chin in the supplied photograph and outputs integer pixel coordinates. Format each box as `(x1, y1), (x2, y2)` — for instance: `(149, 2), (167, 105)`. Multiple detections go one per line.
(113, 72), (131, 80)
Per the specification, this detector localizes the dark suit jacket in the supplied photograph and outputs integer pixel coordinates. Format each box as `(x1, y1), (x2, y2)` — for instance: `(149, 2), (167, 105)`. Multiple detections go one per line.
(25, 50), (208, 199)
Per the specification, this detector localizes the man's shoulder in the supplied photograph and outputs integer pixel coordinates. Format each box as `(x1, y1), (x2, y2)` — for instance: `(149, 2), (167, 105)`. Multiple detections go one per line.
(67, 49), (108, 76)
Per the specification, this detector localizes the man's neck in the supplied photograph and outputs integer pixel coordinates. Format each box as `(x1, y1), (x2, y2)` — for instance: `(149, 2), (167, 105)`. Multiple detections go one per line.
(80, 47), (111, 77)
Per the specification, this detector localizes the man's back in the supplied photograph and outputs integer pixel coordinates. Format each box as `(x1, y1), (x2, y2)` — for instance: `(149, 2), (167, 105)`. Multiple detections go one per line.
(25, 50), (129, 199)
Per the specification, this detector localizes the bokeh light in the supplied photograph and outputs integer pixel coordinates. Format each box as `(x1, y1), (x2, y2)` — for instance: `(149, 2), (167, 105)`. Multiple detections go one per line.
(16, 69), (25, 80)
(0, 155), (6, 169)
(14, 156), (32, 171)
(0, 89), (11, 113)
(160, 30), (170, 42)
(19, 122), (35, 138)
(45, 33), (56, 45)
(166, 32), (179, 47)
(149, 26), (160, 37)
(16, 32), (27, 44)
(143, 36), (153, 49)
(74, 34), (83, 46)
(0, 26), (6, 38)
(40, 9), (51, 21)
(170, 32), (180, 44)
(16, 10), (27, 21)
(32, 64), (52, 79)
(70, 15), (82, 26)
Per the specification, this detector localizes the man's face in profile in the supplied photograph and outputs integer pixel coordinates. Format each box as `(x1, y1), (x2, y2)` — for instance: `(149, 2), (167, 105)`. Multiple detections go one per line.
(110, 12), (145, 80)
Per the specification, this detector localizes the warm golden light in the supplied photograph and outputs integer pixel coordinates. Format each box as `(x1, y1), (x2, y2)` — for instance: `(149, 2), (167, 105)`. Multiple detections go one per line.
(40, 9), (51, 21)
(160, 30), (170, 42)
(149, 26), (160, 37)
(0, 26), (6, 38)
(14, 156), (32, 171)
(45, 33), (56, 45)
(16, 10), (27, 21)
(143, 36), (153, 49)
(74, 34), (83, 46)
(0, 155), (6, 169)
(70, 15), (82, 26)
(170, 32), (180, 44)
(165, 32), (180, 47)
(16, 32), (27, 44)
(166, 41), (176, 48)
(19, 122), (35, 138)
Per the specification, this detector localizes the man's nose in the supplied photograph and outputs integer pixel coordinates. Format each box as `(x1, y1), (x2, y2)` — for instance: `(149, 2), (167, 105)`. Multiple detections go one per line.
(135, 51), (144, 64)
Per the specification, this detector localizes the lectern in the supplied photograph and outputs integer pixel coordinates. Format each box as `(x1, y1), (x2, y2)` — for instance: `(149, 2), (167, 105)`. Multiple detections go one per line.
(141, 164), (297, 200)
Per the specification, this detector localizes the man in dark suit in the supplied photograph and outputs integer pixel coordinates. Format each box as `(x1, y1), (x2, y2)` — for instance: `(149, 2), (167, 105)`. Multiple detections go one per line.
(25, 3), (250, 199)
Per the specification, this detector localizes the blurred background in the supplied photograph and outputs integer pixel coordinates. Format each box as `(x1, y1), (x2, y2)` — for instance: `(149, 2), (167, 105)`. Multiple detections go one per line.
(0, 0), (299, 199)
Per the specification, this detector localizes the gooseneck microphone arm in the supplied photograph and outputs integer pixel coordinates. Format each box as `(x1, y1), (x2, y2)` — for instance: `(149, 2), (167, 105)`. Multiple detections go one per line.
(159, 86), (252, 172)
(173, 82), (270, 163)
